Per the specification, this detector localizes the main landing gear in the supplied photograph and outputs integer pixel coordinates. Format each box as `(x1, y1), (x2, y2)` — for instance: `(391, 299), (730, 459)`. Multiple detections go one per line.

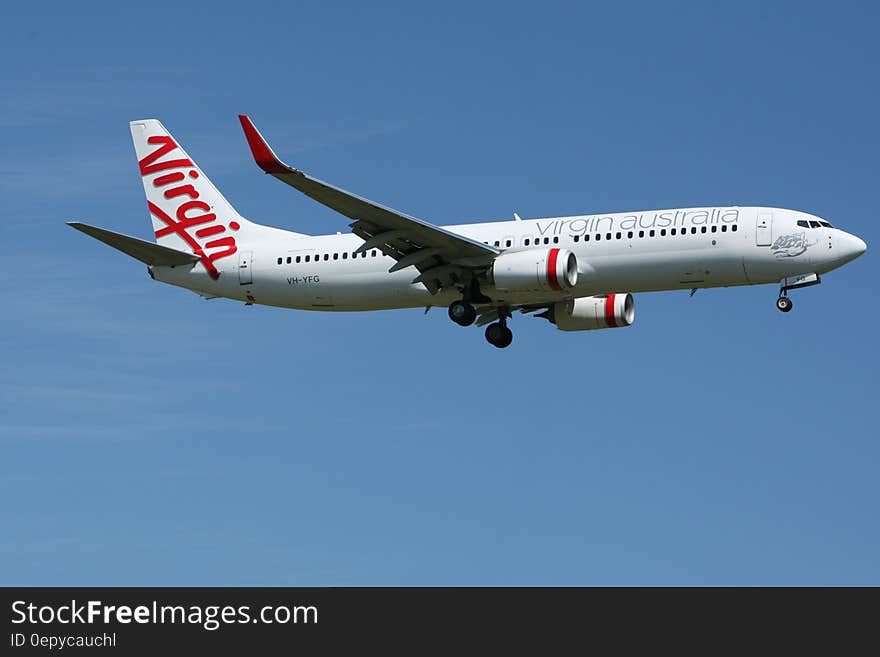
(448, 280), (512, 348)
(485, 320), (513, 349)
(448, 300), (477, 326)
(448, 279), (489, 327)
(448, 301), (513, 348)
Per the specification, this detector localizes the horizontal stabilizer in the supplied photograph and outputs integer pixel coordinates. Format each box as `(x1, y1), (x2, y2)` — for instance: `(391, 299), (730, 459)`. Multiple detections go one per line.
(67, 222), (200, 267)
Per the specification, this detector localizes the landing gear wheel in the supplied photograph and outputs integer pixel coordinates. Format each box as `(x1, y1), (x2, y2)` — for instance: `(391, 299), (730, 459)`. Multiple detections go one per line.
(776, 296), (793, 313)
(485, 322), (513, 348)
(448, 301), (476, 326)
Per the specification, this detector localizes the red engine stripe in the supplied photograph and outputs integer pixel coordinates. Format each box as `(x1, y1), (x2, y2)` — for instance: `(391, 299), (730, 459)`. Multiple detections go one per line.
(547, 248), (561, 291)
(605, 294), (618, 328)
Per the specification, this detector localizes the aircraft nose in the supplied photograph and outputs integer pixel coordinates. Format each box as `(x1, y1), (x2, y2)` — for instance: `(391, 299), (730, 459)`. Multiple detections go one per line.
(841, 232), (867, 262)
(855, 236), (867, 256)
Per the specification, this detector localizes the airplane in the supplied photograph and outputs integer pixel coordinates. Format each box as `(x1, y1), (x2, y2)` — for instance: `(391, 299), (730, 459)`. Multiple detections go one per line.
(69, 116), (867, 348)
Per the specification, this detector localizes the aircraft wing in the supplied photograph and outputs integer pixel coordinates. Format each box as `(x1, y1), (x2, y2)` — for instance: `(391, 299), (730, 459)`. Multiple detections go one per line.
(239, 115), (499, 294)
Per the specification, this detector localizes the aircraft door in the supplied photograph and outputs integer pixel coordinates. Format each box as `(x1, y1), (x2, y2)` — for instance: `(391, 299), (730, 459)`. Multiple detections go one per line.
(756, 211), (772, 246)
(238, 250), (253, 285)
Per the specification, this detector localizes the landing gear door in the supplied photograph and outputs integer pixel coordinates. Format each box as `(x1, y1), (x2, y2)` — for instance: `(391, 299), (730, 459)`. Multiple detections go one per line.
(238, 250), (253, 285)
(756, 211), (772, 246)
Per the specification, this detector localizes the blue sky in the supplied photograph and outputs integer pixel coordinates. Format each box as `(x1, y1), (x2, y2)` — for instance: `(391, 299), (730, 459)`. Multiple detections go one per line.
(1, 1), (877, 585)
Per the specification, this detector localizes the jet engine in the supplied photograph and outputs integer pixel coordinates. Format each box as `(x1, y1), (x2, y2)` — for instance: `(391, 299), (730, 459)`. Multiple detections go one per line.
(547, 293), (635, 331)
(492, 248), (578, 293)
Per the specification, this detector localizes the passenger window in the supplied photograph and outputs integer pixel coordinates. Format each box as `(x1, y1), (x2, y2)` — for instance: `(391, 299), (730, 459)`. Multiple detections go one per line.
(711, 226), (717, 233)
(296, 255), (302, 263)
(371, 250), (377, 257)
(333, 253), (339, 260)
(660, 229), (666, 236)
(322, 254), (327, 261)
(596, 233), (601, 241)
(732, 225), (738, 232)
(615, 232), (621, 240)
(721, 225), (727, 233)
(342, 252), (347, 260)
(552, 237), (558, 244)
(585, 234), (590, 242)
(671, 228), (676, 236)
(362, 251), (367, 258)
(649, 230), (655, 237)
(627, 231), (633, 239)
(277, 257), (282, 265)
(524, 238), (530, 246)
(305, 255), (310, 262)
(506, 239), (513, 247)
(639, 230), (644, 238)
(573, 235), (579, 242)
(606, 233), (612, 240)
(287, 256), (292, 264)
(701, 226), (707, 233)
(494, 240), (500, 247)
(544, 237), (550, 245)
(691, 227), (697, 234)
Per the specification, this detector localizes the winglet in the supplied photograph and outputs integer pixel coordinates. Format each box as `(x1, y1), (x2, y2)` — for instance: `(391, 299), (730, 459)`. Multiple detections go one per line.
(238, 114), (293, 175)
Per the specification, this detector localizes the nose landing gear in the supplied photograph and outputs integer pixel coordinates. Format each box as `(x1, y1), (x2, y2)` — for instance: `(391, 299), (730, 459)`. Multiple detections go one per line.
(775, 273), (820, 313)
(776, 295), (793, 313)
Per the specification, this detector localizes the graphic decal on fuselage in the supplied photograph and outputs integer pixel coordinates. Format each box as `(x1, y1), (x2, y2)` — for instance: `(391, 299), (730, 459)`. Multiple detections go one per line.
(533, 208), (739, 236)
(139, 135), (239, 279)
(771, 232), (816, 258)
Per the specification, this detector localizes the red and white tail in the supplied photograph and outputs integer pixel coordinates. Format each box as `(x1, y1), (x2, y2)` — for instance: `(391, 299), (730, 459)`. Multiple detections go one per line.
(130, 119), (298, 279)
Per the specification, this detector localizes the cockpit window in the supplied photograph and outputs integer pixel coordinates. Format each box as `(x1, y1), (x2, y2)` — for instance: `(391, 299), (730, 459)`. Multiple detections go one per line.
(797, 218), (834, 229)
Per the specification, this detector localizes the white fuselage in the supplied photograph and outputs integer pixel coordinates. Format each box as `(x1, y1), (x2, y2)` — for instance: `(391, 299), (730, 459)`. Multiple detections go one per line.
(153, 205), (865, 310)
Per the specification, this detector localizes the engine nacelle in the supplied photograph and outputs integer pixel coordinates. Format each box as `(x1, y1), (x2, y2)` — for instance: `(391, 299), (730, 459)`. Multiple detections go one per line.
(492, 248), (578, 293)
(552, 293), (635, 331)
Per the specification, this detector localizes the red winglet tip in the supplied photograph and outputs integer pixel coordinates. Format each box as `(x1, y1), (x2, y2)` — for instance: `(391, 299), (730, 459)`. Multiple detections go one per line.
(238, 115), (289, 174)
